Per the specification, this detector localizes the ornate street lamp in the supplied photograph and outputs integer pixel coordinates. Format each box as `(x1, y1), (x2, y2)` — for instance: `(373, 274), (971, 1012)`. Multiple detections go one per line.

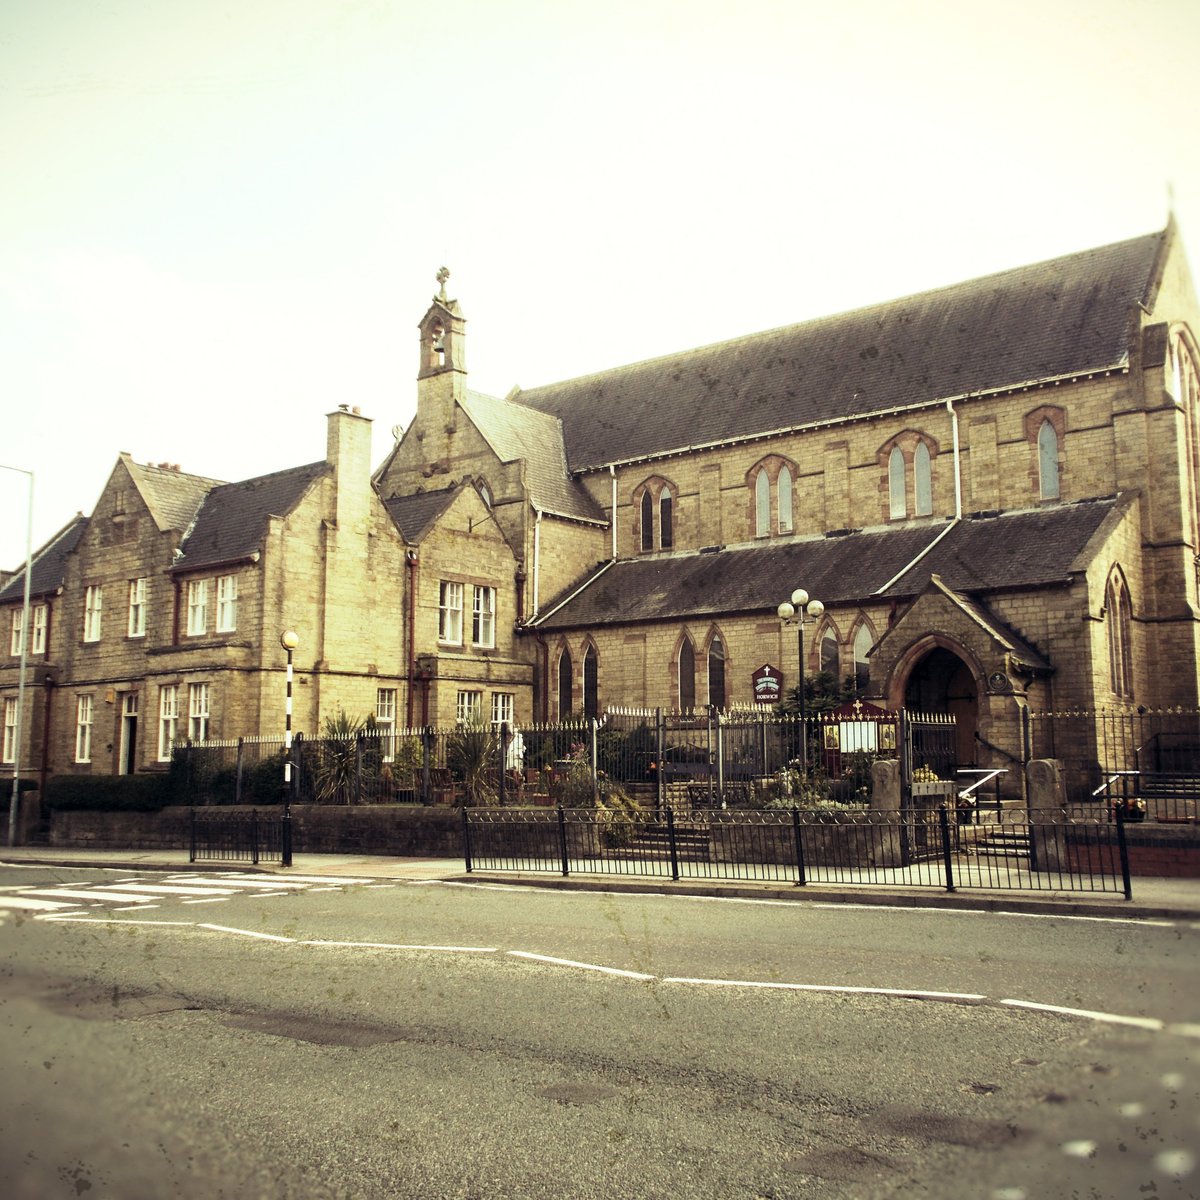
(777, 588), (824, 771)
(280, 629), (299, 867)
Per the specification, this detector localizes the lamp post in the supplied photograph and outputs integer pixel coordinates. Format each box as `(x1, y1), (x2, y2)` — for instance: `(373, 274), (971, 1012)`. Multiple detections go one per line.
(280, 629), (298, 867)
(2, 464), (34, 848)
(777, 588), (824, 773)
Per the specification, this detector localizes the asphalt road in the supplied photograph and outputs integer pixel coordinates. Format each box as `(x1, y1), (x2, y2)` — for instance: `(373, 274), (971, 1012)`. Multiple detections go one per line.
(1, 865), (1197, 1200)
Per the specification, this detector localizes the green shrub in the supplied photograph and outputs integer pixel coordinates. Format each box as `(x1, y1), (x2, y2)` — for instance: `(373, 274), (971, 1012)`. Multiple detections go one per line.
(446, 720), (499, 806)
(43, 772), (179, 812)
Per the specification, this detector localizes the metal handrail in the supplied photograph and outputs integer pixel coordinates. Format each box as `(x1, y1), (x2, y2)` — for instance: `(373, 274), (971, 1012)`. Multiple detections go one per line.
(1091, 770), (1138, 799)
(954, 767), (1007, 800)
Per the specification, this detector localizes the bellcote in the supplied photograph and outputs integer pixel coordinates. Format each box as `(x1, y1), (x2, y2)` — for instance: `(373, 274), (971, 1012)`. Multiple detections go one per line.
(418, 266), (466, 379)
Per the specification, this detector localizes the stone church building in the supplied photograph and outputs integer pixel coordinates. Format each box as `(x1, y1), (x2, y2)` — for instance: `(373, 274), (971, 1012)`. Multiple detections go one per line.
(4, 221), (1200, 784)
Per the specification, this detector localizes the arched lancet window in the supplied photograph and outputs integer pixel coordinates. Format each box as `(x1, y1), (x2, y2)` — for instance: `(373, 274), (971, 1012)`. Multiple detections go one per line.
(583, 645), (598, 720)
(640, 491), (654, 552)
(819, 630), (839, 678)
(660, 487), (673, 549)
(1038, 419), (1060, 500)
(707, 636), (726, 709)
(914, 442), (932, 516)
(755, 470), (770, 537)
(853, 624), (873, 695)
(678, 637), (695, 711)
(888, 447), (906, 519)
(778, 469), (793, 533)
(1106, 572), (1133, 698)
(557, 648), (573, 718)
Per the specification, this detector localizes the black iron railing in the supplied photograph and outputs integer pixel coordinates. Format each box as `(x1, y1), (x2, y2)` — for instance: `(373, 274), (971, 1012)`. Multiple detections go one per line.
(463, 805), (1133, 898)
(189, 808), (285, 865)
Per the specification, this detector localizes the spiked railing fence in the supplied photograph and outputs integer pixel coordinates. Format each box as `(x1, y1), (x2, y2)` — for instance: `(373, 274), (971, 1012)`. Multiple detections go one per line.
(463, 804), (1133, 897)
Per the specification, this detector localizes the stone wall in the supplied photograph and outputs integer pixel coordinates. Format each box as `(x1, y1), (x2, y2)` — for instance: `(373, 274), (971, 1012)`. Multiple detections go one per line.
(47, 805), (464, 858)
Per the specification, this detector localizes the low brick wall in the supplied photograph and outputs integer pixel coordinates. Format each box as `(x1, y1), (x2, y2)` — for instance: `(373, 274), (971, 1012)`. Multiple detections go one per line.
(1063, 822), (1200, 879)
(47, 805), (464, 858)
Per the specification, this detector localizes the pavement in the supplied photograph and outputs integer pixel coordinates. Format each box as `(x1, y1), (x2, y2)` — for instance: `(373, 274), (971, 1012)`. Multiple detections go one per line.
(3, 845), (1200, 920)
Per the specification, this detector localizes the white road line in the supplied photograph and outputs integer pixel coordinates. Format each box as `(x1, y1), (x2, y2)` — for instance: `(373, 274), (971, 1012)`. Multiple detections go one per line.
(180, 897), (229, 905)
(300, 940), (498, 953)
(18, 888), (156, 903)
(995, 911), (1173, 927)
(107, 883), (239, 897)
(507, 950), (656, 980)
(232, 873), (373, 885)
(664, 976), (987, 1001)
(198, 924), (295, 942)
(36, 916), (194, 926)
(165, 876), (317, 890)
(253, 891), (292, 897)
(307, 886), (340, 892)
(1166, 1023), (1200, 1039)
(114, 904), (160, 912)
(0, 896), (88, 911)
(999, 998), (1166, 1030)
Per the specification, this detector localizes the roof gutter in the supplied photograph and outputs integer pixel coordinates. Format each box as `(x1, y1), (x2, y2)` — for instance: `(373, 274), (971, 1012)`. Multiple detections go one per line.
(572, 365), (1128, 476)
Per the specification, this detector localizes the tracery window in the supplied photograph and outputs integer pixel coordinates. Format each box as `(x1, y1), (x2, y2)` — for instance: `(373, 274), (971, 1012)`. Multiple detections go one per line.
(557, 647), (573, 718)
(885, 436), (935, 520)
(707, 635), (726, 708)
(749, 457), (797, 538)
(636, 478), (676, 552)
(819, 630), (839, 678)
(853, 623), (873, 695)
(583, 645), (598, 720)
(888, 447), (906, 519)
(1038, 419), (1060, 500)
(679, 636), (696, 710)
(1106, 570), (1133, 698)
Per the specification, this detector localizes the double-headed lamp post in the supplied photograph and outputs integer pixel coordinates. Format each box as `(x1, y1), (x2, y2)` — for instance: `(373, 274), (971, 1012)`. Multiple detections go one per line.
(777, 588), (824, 770)
(280, 629), (298, 867)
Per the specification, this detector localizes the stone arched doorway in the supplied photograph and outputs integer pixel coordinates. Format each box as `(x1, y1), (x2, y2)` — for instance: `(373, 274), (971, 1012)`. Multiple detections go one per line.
(899, 645), (979, 767)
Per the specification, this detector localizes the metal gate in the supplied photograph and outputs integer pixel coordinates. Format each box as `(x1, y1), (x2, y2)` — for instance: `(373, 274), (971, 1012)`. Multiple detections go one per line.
(189, 808), (286, 865)
(901, 710), (958, 861)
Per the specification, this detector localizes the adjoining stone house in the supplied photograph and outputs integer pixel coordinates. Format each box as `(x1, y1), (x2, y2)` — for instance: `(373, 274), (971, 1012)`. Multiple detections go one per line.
(0, 405), (529, 781)
(4, 220), (1200, 787)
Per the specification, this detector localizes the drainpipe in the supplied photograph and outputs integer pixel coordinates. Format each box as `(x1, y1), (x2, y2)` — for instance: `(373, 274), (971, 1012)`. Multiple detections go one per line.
(38, 674), (54, 796)
(609, 465), (618, 560)
(532, 509), (542, 619)
(946, 397), (963, 520)
(405, 549), (419, 727)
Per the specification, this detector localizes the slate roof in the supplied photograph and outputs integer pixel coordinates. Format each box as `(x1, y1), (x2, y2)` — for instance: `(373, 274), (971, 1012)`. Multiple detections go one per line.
(124, 455), (224, 532)
(924, 575), (1051, 672)
(531, 498), (1122, 630)
(173, 461), (329, 572)
(515, 231), (1165, 472)
(458, 390), (607, 523)
(0, 515), (88, 604)
(383, 487), (461, 544)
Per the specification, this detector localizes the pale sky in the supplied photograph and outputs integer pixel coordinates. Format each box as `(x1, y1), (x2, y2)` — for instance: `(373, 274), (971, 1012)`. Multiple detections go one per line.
(2, 0), (1199, 568)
